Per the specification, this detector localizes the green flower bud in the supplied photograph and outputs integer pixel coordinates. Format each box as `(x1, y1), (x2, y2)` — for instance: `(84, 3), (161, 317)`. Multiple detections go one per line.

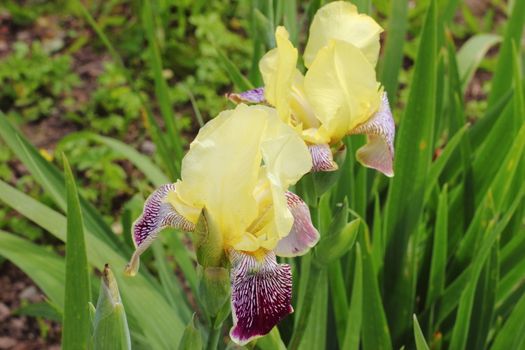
(193, 208), (226, 268)
(315, 199), (360, 265)
(178, 314), (203, 350)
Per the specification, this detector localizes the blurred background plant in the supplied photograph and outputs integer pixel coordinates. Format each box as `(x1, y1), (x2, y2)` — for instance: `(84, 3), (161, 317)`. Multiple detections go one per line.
(0, 0), (524, 349)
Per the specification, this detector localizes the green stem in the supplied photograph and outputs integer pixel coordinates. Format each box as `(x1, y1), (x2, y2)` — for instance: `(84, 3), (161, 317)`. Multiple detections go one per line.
(288, 262), (324, 350)
(206, 319), (222, 350)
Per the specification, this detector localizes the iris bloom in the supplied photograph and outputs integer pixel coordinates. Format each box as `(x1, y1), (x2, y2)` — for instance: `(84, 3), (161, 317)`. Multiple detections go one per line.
(228, 1), (395, 176)
(125, 104), (320, 345)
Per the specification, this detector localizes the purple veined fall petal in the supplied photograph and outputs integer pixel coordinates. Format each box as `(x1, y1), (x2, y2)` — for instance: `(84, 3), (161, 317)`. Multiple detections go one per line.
(349, 92), (395, 177)
(229, 250), (293, 346)
(125, 184), (195, 276)
(226, 87), (267, 105)
(274, 192), (320, 257)
(308, 143), (338, 172)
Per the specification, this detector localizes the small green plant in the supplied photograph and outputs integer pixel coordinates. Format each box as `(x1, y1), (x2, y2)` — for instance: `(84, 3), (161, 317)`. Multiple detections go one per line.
(0, 41), (80, 123)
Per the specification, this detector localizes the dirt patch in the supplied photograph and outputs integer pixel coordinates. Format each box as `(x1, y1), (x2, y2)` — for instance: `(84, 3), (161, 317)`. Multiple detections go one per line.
(0, 262), (60, 350)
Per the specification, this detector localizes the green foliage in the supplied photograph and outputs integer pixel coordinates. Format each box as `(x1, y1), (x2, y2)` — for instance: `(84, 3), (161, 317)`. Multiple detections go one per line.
(0, 41), (80, 122)
(0, 1), (524, 350)
(62, 155), (91, 349)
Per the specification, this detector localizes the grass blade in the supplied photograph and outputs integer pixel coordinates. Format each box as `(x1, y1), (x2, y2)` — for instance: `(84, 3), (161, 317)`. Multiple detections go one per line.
(361, 230), (392, 350)
(383, 0), (438, 340)
(216, 47), (254, 92)
(0, 230), (65, 311)
(450, 185), (525, 350)
(141, 0), (183, 170)
(457, 33), (501, 94)
(379, 0), (408, 104)
(491, 284), (525, 350)
(413, 315), (430, 350)
(487, 0), (525, 107)
(88, 133), (170, 187)
(342, 243), (363, 350)
(0, 116), (125, 254)
(62, 155), (92, 350)
(328, 261), (348, 346)
(426, 185), (448, 308)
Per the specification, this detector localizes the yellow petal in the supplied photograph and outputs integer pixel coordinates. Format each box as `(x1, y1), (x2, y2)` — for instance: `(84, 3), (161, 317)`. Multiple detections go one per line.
(173, 104), (311, 253)
(289, 71), (320, 129)
(260, 113), (313, 241)
(304, 40), (381, 142)
(175, 104), (266, 244)
(259, 26), (298, 122)
(303, 1), (383, 67)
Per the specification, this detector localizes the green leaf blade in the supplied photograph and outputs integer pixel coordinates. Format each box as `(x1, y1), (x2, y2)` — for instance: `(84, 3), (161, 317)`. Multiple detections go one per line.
(62, 155), (92, 350)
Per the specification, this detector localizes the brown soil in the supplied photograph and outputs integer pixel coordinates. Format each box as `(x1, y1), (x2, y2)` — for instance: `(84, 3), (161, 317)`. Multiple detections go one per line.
(0, 262), (60, 350)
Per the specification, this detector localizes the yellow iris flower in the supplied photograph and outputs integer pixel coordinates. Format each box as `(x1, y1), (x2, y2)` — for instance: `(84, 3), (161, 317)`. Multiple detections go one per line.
(125, 104), (320, 345)
(229, 1), (395, 176)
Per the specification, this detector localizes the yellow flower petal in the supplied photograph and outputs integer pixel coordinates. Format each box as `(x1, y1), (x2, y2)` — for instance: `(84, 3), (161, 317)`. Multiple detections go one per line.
(260, 113), (312, 241)
(259, 26), (298, 122)
(303, 1), (383, 68)
(174, 105), (265, 245)
(172, 104), (312, 252)
(304, 40), (381, 142)
(289, 71), (320, 129)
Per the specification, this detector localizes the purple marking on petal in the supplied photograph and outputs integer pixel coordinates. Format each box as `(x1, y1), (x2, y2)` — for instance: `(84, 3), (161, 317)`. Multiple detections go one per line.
(133, 184), (194, 247)
(229, 250), (293, 346)
(226, 87), (267, 104)
(125, 184), (194, 276)
(350, 92), (395, 177)
(274, 192), (320, 257)
(308, 143), (338, 172)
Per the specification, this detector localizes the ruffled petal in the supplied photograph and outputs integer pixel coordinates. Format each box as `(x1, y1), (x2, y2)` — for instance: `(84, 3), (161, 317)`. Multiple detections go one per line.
(274, 192), (320, 257)
(175, 105), (266, 248)
(308, 143), (338, 172)
(229, 250), (293, 345)
(260, 114), (313, 240)
(227, 87), (266, 104)
(259, 26), (298, 122)
(350, 92), (395, 177)
(304, 40), (382, 143)
(125, 184), (194, 276)
(303, 1), (383, 67)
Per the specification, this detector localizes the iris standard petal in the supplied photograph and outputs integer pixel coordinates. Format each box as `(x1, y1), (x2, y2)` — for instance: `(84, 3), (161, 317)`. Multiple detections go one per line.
(259, 26), (298, 122)
(303, 1), (383, 68)
(308, 143), (338, 172)
(350, 92), (395, 177)
(260, 114), (313, 239)
(304, 39), (381, 143)
(229, 250), (293, 345)
(227, 87), (266, 104)
(125, 184), (195, 276)
(274, 192), (320, 257)
(175, 105), (266, 248)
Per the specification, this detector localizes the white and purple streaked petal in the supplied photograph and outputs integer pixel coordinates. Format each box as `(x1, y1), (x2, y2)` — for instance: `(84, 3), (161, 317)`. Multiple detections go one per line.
(274, 192), (320, 257)
(125, 184), (194, 276)
(309, 143), (338, 172)
(226, 87), (267, 105)
(229, 250), (293, 345)
(350, 92), (395, 177)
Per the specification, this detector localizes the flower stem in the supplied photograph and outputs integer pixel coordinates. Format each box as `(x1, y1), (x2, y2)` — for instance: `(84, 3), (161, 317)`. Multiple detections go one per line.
(206, 319), (222, 350)
(288, 261), (324, 350)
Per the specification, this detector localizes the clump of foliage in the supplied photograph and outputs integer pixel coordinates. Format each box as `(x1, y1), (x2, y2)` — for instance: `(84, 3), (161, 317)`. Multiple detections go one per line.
(0, 41), (80, 122)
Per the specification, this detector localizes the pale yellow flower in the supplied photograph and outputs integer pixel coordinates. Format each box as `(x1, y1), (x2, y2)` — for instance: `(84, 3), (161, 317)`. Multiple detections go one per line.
(228, 1), (395, 176)
(125, 104), (320, 345)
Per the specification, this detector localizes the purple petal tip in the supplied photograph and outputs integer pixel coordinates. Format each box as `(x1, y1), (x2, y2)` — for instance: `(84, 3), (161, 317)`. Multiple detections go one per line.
(227, 87), (266, 105)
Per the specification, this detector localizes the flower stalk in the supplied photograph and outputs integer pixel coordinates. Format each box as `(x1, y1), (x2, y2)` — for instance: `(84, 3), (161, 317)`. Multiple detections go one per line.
(288, 261), (324, 350)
